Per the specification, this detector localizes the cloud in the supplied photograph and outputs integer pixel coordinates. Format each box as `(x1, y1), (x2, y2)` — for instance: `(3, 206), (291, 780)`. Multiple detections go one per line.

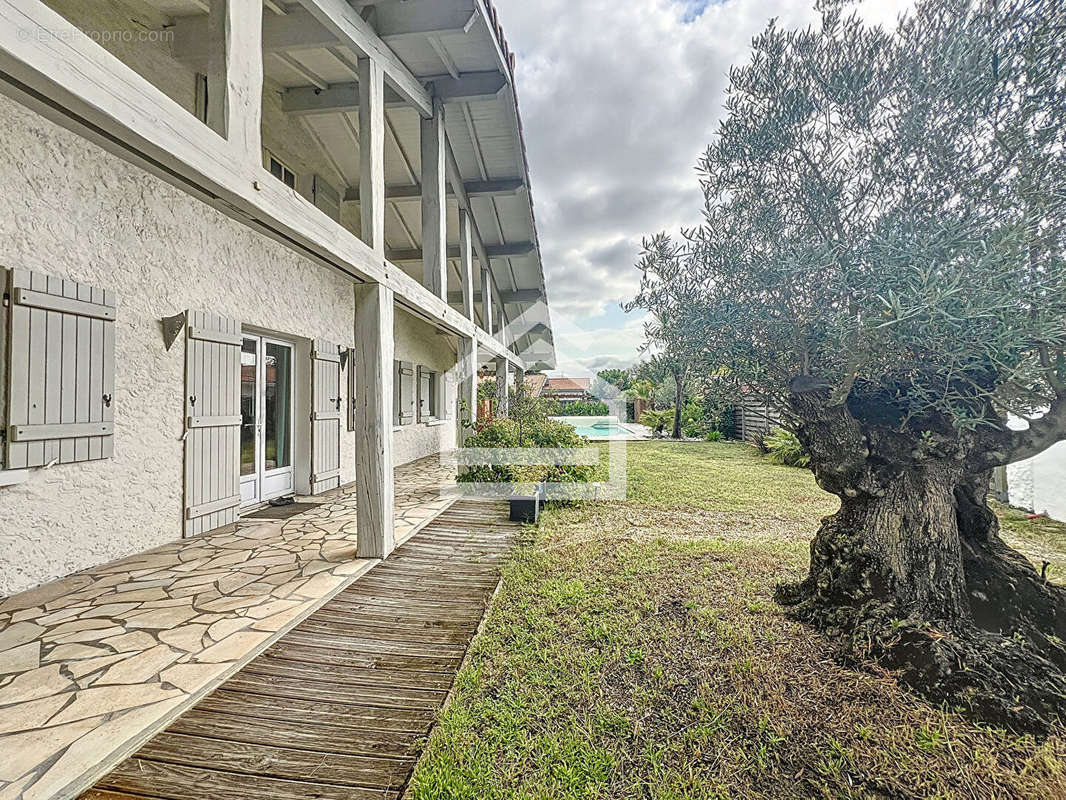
(495, 0), (915, 373)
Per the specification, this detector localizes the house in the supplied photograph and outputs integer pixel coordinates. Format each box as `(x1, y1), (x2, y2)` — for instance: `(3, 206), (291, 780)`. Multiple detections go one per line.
(544, 376), (593, 406)
(0, 1), (556, 795)
(1000, 416), (1066, 523)
(0, 0), (555, 597)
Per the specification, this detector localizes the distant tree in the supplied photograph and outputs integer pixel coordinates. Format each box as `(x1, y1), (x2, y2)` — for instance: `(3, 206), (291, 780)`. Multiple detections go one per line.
(629, 0), (1066, 731)
(596, 368), (633, 391)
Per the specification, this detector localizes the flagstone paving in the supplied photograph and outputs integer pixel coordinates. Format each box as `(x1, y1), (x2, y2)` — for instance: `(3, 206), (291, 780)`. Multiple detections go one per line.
(0, 454), (458, 800)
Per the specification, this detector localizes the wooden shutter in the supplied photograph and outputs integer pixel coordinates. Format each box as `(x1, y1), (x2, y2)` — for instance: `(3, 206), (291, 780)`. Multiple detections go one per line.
(183, 312), (241, 536)
(311, 339), (342, 494)
(394, 360), (415, 425)
(312, 175), (341, 222)
(4, 268), (116, 470)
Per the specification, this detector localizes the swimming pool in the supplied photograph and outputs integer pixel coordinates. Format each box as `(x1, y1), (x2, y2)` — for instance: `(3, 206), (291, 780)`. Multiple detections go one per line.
(551, 416), (641, 440)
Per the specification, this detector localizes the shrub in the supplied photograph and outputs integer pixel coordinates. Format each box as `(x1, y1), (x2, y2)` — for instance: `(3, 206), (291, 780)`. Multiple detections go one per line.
(705, 430), (723, 442)
(639, 409), (673, 436)
(459, 397), (596, 486)
(763, 427), (810, 468)
(544, 399), (609, 416)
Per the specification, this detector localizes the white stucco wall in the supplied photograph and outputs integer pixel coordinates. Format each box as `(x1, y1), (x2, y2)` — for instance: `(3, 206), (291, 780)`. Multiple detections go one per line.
(0, 95), (363, 596)
(393, 310), (459, 467)
(1004, 412), (1066, 522)
(1008, 443), (1066, 522)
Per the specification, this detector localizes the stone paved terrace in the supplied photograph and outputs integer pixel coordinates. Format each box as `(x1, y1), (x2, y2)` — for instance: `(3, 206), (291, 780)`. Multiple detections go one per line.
(0, 454), (459, 800)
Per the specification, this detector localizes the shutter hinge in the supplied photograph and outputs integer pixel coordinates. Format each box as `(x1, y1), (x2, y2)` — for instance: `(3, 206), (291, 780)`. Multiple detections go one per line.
(2, 291), (9, 308)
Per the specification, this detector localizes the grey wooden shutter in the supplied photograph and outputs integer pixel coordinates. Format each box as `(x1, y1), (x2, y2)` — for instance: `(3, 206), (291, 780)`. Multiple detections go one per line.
(4, 268), (116, 469)
(312, 175), (341, 222)
(311, 339), (342, 494)
(395, 361), (415, 425)
(183, 311), (241, 536)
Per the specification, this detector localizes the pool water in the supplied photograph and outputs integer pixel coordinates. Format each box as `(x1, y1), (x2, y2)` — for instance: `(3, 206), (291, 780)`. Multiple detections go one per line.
(551, 416), (637, 440)
(572, 422), (631, 438)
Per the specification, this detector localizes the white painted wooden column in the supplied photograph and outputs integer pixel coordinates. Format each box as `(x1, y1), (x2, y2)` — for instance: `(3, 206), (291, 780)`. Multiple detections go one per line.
(458, 336), (478, 444)
(421, 98), (447, 299)
(459, 209), (475, 321)
(355, 283), (395, 559)
(358, 56), (385, 255)
(481, 264), (493, 333)
(207, 0), (263, 161)
(496, 359), (510, 418)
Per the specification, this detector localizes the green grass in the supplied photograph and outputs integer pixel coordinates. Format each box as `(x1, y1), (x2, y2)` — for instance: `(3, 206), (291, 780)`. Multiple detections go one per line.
(410, 441), (1066, 800)
(994, 502), (1066, 583)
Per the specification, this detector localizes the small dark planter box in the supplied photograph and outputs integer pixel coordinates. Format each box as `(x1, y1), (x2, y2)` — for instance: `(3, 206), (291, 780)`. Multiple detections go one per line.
(509, 489), (542, 524)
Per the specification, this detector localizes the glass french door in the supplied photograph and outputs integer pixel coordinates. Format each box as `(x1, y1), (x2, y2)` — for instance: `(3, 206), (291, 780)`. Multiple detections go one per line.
(240, 336), (294, 507)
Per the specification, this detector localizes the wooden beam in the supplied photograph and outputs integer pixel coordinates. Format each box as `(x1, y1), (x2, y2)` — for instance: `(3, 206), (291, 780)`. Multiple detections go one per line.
(272, 52), (327, 90)
(293, 0), (433, 117)
(388, 242), (534, 262)
(421, 98), (447, 299)
(358, 57), (385, 255)
(282, 82), (407, 116)
(0, 0), (527, 370)
(495, 359), (510, 417)
(373, 1), (480, 42)
(206, 0), (263, 161)
(447, 288), (541, 305)
(354, 283), (395, 559)
(459, 209), (474, 321)
(343, 178), (523, 203)
(458, 336), (477, 444)
(429, 71), (507, 102)
(281, 71), (504, 116)
(174, 7), (335, 69)
(481, 264), (493, 334)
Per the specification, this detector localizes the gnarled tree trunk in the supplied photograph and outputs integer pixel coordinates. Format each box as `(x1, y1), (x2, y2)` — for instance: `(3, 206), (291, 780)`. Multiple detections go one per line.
(776, 399), (1066, 734)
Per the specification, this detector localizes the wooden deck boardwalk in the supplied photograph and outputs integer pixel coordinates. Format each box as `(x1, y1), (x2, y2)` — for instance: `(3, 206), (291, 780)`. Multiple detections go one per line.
(81, 500), (516, 800)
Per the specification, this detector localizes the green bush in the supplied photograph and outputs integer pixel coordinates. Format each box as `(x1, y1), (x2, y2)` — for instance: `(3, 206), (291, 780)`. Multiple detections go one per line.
(763, 427), (810, 468)
(705, 430), (724, 442)
(459, 417), (595, 485)
(543, 399), (609, 416)
(639, 409), (673, 435)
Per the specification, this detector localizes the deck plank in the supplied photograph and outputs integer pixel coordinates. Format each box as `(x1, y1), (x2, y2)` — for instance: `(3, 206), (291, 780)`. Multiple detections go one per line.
(83, 500), (515, 799)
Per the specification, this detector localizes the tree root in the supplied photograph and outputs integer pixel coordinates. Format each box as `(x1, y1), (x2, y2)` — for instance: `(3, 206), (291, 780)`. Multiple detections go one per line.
(776, 512), (1066, 735)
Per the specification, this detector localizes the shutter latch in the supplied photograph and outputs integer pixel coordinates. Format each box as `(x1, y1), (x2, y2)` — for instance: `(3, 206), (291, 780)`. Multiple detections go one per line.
(102, 394), (112, 408)
(333, 397), (341, 411)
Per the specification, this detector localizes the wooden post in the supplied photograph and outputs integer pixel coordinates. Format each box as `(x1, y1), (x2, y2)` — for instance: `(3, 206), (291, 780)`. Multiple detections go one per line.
(458, 336), (478, 444)
(358, 56), (385, 255)
(207, 0), (263, 161)
(459, 209), (475, 321)
(421, 98), (447, 299)
(355, 283), (395, 559)
(481, 264), (493, 333)
(494, 284), (507, 343)
(496, 359), (510, 418)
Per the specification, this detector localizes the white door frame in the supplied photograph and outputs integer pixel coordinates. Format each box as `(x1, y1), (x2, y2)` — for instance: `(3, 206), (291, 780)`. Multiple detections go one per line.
(240, 334), (295, 507)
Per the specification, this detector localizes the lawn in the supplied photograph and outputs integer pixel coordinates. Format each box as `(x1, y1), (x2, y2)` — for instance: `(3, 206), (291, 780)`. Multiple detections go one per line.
(410, 441), (1066, 800)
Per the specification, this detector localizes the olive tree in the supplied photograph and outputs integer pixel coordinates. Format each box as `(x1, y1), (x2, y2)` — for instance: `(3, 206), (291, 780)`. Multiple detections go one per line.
(629, 0), (1066, 731)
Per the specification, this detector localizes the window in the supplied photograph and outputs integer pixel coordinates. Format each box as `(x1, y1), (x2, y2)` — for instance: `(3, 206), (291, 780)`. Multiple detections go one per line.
(394, 360), (415, 425)
(268, 155), (296, 189)
(418, 367), (437, 422)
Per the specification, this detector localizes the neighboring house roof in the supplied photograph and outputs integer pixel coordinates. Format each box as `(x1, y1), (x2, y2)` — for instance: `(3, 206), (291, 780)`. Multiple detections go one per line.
(545, 377), (592, 393)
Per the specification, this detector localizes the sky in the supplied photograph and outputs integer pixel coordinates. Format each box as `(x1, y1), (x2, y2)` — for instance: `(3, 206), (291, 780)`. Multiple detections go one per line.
(493, 0), (913, 376)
